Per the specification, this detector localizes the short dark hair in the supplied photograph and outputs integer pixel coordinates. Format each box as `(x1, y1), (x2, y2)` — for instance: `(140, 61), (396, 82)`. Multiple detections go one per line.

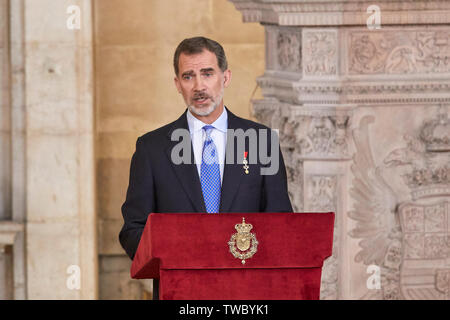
(173, 37), (228, 76)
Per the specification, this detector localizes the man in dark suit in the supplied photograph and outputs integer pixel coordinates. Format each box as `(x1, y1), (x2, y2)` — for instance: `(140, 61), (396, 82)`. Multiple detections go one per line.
(119, 37), (293, 299)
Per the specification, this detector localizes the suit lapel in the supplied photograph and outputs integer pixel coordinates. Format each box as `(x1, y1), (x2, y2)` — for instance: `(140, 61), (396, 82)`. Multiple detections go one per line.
(220, 109), (245, 212)
(165, 111), (206, 212)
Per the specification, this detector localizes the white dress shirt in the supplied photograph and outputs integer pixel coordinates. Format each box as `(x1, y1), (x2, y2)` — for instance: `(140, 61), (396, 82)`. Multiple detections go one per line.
(186, 107), (228, 184)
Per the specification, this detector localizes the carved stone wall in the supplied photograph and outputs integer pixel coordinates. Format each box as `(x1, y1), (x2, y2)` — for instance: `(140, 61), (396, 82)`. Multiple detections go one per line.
(231, 0), (450, 299)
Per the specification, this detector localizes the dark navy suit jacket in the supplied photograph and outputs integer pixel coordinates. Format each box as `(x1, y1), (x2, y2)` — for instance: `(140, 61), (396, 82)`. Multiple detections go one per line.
(119, 107), (293, 261)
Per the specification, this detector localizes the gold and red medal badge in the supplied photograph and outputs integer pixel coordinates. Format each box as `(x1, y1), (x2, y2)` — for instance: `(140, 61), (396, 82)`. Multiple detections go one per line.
(243, 151), (249, 174)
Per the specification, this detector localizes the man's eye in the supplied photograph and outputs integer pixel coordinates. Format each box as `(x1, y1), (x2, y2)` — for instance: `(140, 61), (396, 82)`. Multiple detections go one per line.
(183, 75), (192, 80)
(204, 73), (212, 77)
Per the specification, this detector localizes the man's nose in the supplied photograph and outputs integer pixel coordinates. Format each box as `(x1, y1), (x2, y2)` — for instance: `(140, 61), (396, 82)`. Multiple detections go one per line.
(193, 76), (206, 91)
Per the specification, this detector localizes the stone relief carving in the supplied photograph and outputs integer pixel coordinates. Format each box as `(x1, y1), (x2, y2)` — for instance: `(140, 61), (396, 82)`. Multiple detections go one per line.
(253, 102), (352, 300)
(349, 115), (405, 300)
(277, 31), (302, 72)
(307, 175), (337, 212)
(398, 201), (450, 299)
(303, 31), (337, 76)
(305, 175), (339, 300)
(320, 247), (339, 300)
(252, 101), (304, 211)
(292, 80), (450, 106)
(252, 100), (288, 135)
(290, 112), (350, 159)
(349, 31), (450, 75)
(284, 152), (303, 213)
(384, 107), (450, 199)
(232, 0), (450, 301)
(436, 269), (450, 299)
(349, 107), (450, 300)
(229, 0), (450, 27)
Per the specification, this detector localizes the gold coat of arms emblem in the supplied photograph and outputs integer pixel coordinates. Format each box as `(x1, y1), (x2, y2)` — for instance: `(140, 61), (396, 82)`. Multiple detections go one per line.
(228, 218), (258, 264)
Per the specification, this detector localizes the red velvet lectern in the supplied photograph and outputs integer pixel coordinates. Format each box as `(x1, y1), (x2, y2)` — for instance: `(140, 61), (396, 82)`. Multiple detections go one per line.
(131, 212), (334, 300)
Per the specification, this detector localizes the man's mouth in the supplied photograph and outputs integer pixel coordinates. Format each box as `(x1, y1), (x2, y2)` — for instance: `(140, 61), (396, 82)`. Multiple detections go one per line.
(193, 94), (211, 105)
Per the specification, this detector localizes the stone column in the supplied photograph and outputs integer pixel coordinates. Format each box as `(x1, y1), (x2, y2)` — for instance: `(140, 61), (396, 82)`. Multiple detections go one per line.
(230, 0), (450, 300)
(23, 0), (97, 299)
(0, 0), (10, 221)
(2, 0), (97, 299)
(1, 0), (26, 300)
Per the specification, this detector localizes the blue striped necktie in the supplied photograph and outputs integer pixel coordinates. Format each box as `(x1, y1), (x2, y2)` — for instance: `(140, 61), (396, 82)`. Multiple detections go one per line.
(200, 125), (221, 213)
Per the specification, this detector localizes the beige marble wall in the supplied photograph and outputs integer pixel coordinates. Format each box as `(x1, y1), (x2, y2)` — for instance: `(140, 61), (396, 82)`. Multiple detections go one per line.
(94, 0), (265, 298)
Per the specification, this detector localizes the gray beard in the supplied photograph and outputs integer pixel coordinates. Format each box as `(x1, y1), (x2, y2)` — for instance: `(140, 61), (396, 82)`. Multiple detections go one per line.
(188, 101), (218, 117)
(187, 89), (224, 117)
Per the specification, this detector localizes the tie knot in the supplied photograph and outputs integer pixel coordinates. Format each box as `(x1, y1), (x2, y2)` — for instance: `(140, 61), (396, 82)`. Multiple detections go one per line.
(203, 125), (214, 138)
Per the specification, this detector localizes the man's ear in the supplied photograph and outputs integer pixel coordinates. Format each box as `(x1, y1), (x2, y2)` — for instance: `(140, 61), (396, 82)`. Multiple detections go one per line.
(223, 69), (232, 88)
(174, 76), (181, 93)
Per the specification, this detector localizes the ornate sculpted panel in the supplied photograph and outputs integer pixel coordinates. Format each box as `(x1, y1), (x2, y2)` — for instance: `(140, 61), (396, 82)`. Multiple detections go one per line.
(252, 100), (304, 211)
(303, 30), (337, 77)
(399, 202), (450, 299)
(276, 30), (302, 72)
(349, 106), (450, 300)
(306, 175), (337, 213)
(349, 30), (450, 75)
(231, 0), (450, 301)
(251, 100), (338, 156)
(229, 0), (450, 26)
(288, 106), (352, 160)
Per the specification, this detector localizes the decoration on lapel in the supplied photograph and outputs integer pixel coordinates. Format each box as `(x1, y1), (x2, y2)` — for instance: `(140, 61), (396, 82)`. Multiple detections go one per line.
(243, 151), (249, 174)
(228, 217), (259, 265)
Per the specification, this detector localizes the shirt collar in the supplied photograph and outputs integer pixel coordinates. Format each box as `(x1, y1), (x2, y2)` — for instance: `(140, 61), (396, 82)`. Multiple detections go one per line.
(186, 107), (228, 134)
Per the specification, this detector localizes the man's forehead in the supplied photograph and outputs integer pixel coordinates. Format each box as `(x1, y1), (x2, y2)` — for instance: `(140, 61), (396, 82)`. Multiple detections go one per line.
(178, 50), (219, 72)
